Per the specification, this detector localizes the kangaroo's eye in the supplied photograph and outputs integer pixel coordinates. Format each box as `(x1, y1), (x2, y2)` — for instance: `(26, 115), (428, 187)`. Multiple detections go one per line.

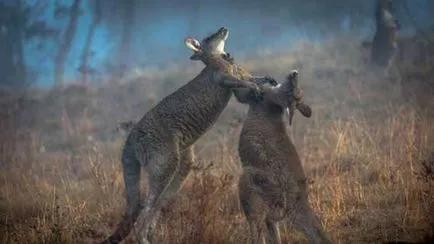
(192, 39), (200, 47)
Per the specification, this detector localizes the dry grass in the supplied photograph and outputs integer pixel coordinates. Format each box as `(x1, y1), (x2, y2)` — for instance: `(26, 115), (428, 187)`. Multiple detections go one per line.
(1, 34), (434, 244)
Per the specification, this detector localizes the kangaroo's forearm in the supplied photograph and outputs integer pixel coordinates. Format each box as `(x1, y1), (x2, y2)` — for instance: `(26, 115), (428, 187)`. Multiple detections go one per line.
(221, 79), (254, 89)
(219, 75), (258, 90)
(251, 75), (278, 87)
(232, 88), (254, 104)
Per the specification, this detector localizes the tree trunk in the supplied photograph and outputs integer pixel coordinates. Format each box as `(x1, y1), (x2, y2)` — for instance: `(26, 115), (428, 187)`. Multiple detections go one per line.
(118, 0), (135, 68)
(14, 0), (26, 86)
(0, 6), (15, 87)
(79, 0), (101, 85)
(0, 1), (26, 88)
(54, 0), (81, 85)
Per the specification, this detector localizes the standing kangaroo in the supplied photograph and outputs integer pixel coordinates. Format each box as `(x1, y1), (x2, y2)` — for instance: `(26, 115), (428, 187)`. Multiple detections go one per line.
(371, 0), (400, 77)
(101, 27), (277, 244)
(237, 70), (333, 244)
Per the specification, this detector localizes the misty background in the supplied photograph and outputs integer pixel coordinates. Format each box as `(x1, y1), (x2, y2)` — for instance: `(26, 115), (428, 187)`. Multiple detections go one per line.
(1, 0), (434, 88)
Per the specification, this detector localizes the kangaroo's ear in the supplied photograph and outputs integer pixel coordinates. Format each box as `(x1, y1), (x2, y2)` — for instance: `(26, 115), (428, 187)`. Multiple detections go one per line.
(185, 37), (202, 60)
(296, 102), (312, 118)
(185, 37), (201, 52)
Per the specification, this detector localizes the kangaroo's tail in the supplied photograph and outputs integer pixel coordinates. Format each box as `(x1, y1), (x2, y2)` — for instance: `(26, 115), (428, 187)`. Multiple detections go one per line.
(101, 140), (143, 244)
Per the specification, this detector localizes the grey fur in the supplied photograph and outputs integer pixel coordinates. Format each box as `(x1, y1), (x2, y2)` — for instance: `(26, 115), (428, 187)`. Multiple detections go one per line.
(101, 27), (276, 244)
(236, 70), (333, 244)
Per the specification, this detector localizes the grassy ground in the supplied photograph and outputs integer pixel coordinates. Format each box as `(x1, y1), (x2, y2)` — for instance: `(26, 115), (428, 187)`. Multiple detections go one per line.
(1, 34), (434, 244)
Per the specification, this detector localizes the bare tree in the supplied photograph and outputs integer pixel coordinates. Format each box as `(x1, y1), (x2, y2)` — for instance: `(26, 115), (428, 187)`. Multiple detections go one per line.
(95, 0), (137, 78)
(54, 0), (82, 85)
(118, 0), (135, 67)
(0, 0), (58, 88)
(0, 1), (26, 87)
(78, 0), (101, 84)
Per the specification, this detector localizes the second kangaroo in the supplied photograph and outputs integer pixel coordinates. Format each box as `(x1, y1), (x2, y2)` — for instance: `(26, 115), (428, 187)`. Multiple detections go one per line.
(237, 70), (333, 244)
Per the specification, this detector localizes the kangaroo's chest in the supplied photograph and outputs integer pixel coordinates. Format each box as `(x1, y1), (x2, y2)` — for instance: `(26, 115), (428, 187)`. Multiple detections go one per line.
(238, 115), (307, 179)
(158, 75), (233, 147)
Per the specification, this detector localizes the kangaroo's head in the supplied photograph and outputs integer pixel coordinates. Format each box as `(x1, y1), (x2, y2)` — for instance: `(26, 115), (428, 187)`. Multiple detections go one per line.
(281, 71), (312, 125)
(255, 70), (312, 126)
(184, 27), (229, 63)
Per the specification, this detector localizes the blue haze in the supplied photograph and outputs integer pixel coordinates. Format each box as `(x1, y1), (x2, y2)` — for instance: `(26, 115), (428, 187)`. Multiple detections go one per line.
(20, 0), (433, 87)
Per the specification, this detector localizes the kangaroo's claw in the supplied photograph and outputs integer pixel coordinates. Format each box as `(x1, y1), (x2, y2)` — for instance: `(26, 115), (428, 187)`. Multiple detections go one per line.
(251, 84), (265, 102)
(264, 75), (279, 86)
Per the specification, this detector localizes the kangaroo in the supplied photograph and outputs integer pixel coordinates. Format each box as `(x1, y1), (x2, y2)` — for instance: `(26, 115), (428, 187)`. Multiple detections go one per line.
(371, 0), (400, 77)
(236, 70), (333, 244)
(101, 27), (277, 244)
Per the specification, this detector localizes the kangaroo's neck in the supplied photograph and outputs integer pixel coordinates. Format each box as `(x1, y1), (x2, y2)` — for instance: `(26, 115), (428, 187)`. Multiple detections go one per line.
(201, 54), (252, 81)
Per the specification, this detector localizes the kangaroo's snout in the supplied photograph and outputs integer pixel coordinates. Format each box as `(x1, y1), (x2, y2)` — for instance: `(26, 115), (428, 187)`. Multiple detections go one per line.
(287, 70), (299, 80)
(217, 27), (229, 40)
(218, 27), (229, 33)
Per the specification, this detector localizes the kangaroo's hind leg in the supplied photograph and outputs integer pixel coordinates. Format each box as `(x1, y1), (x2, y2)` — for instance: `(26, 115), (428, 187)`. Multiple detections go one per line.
(244, 213), (266, 244)
(134, 142), (181, 244)
(161, 146), (195, 201)
(102, 138), (143, 244)
(145, 146), (195, 242)
(265, 218), (281, 244)
(288, 196), (332, 244)
(239, 174), (267, 244)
